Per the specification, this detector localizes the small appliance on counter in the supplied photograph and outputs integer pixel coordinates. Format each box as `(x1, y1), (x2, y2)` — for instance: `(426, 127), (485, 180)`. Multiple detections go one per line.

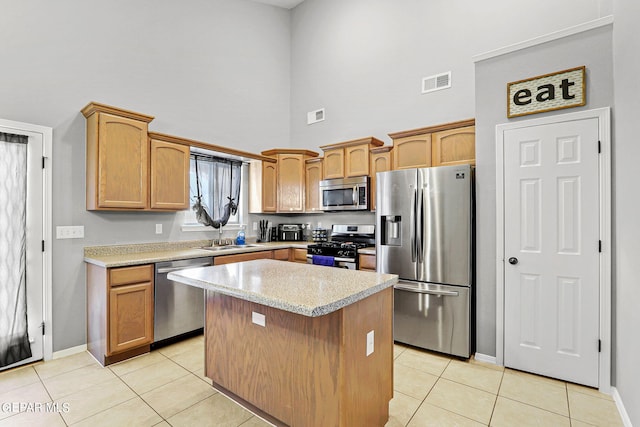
(311, 228), (328, 242)
(307, 224), (375, 269)
(278, 223), (304, 241)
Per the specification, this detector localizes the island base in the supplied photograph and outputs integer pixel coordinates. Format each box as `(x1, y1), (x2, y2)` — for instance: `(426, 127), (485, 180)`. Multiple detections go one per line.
(204, 287), (394, 427)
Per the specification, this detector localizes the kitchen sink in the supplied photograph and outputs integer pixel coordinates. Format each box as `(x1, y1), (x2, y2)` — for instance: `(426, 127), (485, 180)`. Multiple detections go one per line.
(199, 244), (265, 251)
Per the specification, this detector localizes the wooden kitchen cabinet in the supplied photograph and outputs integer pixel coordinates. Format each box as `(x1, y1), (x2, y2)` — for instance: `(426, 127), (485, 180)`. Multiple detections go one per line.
(305, 158), (323, 212)
(432, 125), (476, 167)
(261, 149), (319, 213)
(273, 249), (290, 261)
(214, 250), (274, 265)
(149, 136), (190, 210)
(320, 137), (383, 179)
(82, 102), (154, 210)
(289, 248), (308, 263)
(261, 160), (278, 213)
(358, 253), (376, 272)
(82, 102), (191, 212)
(369, 146), (393, 211)
(389, 119), (475, 170)
(87, 263), (154, 366)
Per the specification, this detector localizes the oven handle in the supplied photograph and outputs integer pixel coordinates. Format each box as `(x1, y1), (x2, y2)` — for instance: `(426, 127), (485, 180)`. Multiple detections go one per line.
(157, 263), (212, 274)
(394, 284), (459, 297)
(306, 255), (356, 263)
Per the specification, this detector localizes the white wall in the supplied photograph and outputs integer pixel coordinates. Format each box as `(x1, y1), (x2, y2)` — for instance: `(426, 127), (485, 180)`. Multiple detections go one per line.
(0, 0), (291, 351)
(290, 0), (611, 151)
(612, 0), (640, 423)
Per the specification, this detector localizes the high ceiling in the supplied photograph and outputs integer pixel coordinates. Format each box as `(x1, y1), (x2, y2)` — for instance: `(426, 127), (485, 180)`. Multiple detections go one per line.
(249, 0), (305, 9)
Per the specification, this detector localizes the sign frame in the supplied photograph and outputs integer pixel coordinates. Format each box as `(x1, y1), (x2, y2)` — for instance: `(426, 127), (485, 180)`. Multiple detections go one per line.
(507, 66), (586, 118)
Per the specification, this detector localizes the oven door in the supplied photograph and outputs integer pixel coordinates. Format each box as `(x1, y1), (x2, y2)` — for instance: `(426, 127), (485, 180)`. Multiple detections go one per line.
(306, 255), (357, 270)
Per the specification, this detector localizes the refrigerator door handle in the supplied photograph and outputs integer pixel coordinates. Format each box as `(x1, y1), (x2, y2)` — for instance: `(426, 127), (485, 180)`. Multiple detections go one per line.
(411, 188), (417, 262)
(394, 284), (459, 297)
(418, 188), (425, 263)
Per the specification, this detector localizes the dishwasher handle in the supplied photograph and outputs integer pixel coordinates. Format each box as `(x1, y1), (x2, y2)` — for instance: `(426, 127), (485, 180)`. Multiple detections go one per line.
(156, 263), (211, 274)
(394, 284), (459, 297)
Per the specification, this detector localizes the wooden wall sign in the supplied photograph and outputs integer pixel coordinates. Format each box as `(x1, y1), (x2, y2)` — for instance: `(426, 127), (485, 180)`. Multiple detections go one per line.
(507, 66), (586, 118)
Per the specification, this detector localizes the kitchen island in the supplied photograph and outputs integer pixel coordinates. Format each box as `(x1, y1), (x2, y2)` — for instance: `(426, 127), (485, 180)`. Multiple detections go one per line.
(168, 259), (398, 427)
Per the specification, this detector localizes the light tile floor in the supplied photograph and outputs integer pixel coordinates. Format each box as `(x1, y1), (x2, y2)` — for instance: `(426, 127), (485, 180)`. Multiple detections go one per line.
(0, 336), (624, 426)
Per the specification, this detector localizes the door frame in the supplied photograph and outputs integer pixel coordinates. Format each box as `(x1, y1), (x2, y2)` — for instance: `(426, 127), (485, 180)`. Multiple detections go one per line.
(495, 107), (611, 392)
(0, 118), (53, 364)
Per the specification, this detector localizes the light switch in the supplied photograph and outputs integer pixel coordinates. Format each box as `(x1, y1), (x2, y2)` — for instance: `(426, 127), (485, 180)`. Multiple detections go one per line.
(56, 226), (84, 239)
(155, 224), (162, 234)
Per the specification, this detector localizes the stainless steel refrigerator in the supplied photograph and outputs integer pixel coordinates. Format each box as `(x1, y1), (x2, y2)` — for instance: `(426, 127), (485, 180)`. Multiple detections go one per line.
(376, 164), (474, 358)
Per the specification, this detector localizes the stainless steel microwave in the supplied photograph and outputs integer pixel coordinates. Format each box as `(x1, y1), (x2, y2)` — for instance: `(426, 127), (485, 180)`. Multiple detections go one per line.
(319, 176), (369, 211)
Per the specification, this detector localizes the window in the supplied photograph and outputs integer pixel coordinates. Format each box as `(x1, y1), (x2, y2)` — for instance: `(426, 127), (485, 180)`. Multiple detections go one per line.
(183, 156), (247, 231)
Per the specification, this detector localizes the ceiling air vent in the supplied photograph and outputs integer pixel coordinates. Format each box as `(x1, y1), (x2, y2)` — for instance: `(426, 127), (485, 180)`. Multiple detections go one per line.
(422, 71), (451, 94)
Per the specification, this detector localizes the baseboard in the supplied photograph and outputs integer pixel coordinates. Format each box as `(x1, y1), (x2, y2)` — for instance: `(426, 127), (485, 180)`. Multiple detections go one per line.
(473, 352), (498, 365)
(611, 387), (633, 427)
(52, 344), (87, 360)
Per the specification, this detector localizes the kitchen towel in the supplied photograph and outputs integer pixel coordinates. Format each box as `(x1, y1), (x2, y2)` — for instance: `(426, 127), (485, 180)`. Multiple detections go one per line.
(312, 255), (335, 267)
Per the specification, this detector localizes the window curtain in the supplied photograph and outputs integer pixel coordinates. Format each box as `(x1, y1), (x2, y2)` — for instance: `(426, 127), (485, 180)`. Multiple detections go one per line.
(191, 155), (242, 228)
(0, 132), (32, 368)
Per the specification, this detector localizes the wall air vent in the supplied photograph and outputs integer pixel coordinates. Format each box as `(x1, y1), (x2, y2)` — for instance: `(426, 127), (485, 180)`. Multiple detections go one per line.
(307, 108), (325, 125)
(422, 71), (452, 94)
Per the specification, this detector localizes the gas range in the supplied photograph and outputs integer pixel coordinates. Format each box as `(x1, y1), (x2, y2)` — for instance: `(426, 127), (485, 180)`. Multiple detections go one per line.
(307, 224), (375, 269)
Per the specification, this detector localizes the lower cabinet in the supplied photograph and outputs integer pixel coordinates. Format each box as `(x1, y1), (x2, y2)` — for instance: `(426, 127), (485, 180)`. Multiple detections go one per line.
(358, 254), (376, 272)
(214, 251), (274, 265)
(273, 249), (290, 261)
(289, 248), (308, 263)
(87, 263), (154, 366)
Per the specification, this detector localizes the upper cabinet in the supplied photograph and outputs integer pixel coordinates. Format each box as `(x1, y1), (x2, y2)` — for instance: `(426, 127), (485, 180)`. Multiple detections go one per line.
(148, 134), (191, 210)
(369, 146), (393, 211)
(431, 125), (476, 167)
(82, 102), (190, 211)
(305, 158), (323, 212)
(320, 137), (384, 179)
(389, 119), (475, 170)
(82, 102), (154, 210)
(261, 149), (319, 213)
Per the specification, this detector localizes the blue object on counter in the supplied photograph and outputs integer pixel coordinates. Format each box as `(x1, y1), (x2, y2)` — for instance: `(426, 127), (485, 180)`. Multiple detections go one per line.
(235, 228), (246, 245)
(312, 255), (335, 266)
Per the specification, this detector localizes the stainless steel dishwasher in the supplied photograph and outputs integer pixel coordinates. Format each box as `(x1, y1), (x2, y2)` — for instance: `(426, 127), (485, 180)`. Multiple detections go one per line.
(153, 257), (212, 346)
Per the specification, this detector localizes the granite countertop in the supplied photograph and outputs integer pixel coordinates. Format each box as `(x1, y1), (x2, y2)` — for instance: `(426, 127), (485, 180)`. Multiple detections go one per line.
(168, 259), (397, 317)
(358, 247), (376, 255)
(84, 240), (311, 268)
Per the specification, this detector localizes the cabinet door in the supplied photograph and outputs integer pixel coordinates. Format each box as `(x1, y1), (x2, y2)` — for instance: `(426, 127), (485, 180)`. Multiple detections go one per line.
(432, 126), (476, 166)
(108, 281), (153, 355)
(262, 161), (277, 213)
(289, 248), (308, 263)
(358, 254), (376, 271)
(150, 140), (190, 210)
(96, 113), (149, 209)
(278, 154), (305, 213)
(370, 151), (392, 211)
(214, 251), (274, 265)
(392, 134), (432, 170)
(273, 249), (290, 261)
(305, 160), (323, 212)
(323, 149), (344, 179)
(345, 144), (370, 177)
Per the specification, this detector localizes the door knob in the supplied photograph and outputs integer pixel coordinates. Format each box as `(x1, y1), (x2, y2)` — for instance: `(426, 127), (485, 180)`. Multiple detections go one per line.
(508, 257), (518, 265)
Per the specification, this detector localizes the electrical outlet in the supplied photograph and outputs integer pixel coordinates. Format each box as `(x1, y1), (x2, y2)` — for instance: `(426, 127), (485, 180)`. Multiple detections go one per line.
(155, 224), (162, 234)
(253, 222), (258, 231)
(252, 311), (266, 327)
(366, 330), (374, 356)
(56, 226), (85, 239)
(317, 221), (322, 229)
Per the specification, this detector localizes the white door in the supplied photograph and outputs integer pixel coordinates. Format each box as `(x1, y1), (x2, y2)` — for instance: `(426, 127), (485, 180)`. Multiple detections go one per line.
(0, 126), (44, 371)
(503, 117), (600, 387)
